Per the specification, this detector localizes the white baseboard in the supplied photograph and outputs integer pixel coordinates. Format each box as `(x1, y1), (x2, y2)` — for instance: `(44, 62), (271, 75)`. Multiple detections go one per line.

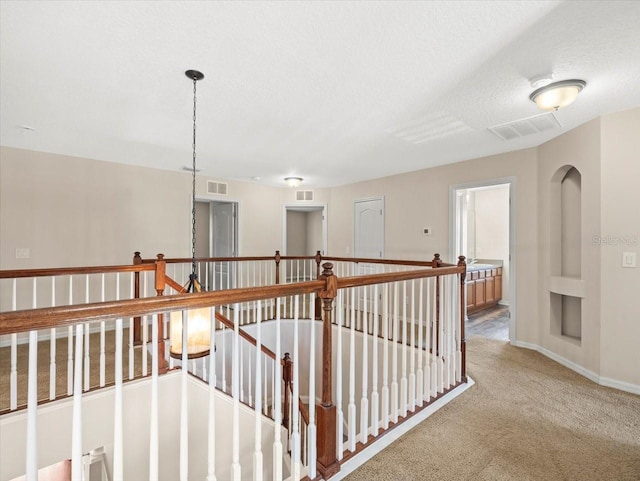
(511, 341), (640, 395)
(498, 300), (510, 306)
(332, 378), (475, 480)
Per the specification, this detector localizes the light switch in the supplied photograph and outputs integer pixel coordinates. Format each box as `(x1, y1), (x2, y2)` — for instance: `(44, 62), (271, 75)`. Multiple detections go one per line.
(15, 248), (30, 259)
(423, 227), (432, 236)
(622, 252), (636, 268)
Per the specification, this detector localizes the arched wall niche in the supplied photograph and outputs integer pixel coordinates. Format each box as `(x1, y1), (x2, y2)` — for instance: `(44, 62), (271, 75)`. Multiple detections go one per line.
(549, 165), (583, 342)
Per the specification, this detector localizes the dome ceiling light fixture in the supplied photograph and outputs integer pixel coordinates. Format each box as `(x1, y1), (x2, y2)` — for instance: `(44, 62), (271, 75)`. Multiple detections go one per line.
(529, 79), (586, 111)
(284, 176), (303, 188)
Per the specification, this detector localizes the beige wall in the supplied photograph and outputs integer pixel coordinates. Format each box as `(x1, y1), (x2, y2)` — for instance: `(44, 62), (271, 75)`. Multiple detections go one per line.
(327, 148), (539, 345)
(599, 108), (640, 387)
(0, 147), (285, 270)
(306, 209), (323, 255)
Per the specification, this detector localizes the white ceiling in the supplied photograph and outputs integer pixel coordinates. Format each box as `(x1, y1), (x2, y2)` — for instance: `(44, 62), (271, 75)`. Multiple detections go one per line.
(1, 1), (639, 188)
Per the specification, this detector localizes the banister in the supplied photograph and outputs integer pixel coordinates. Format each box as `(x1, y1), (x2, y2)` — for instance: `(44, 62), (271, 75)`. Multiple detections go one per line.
(0, 280), (325, 335)
(335, 265), (464, 290)
(0, 263), (155, 279)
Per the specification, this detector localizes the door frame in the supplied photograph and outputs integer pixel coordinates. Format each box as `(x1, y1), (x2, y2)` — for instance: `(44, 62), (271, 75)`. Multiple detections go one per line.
(353, 196), (385, 259)
(281, 203), (328, 256)
(448, 177), (516, 343)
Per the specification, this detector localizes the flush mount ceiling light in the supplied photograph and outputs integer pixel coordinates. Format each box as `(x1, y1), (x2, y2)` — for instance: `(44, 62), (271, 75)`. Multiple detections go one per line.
(284, 176), (303, 188)
(529, 79), (586, 111)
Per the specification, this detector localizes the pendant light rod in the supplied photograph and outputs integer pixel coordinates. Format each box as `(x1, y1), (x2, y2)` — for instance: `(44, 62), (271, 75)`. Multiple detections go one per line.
(186, 70), (204, 292)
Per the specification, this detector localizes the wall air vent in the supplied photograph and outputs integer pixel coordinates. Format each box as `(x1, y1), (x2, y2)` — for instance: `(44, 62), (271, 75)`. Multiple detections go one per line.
(489, 112), (561, 140)
(296, 190), (313, 201)
(207, 181), (228, 195)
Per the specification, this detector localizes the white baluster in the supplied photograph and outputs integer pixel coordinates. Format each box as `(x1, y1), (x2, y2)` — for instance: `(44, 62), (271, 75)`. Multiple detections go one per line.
(113, 317), (124, 481)
(248, 347), (253, 406)
(391, 283), (399, 423)
(307, 293), (317, 479)
(10, 279), (17, 410)
(180, 310), (189, 481)
(291, 296), (301, 480)
(150, 315), (159, 481)
(142, 304), (148, 378)
(253, 301), (263, 481)
(240, 342), (245, 403)
(347, 288), (357, 452)
(431, 277), (438, 399)
(417, 279), (424, 406)
(409, 279), (416, 412)
(381, 283), (390, 430)
(84, 275), (90, 391)
(401, 281), (408, 418)
(336, 289), (344, 460)
(129, 274), (135, 380)
(68, 276), (74, 396)
(438, 278), (445, 393)
(273, 301), (283, 481)
(100, 274), (106, 387)
(360, 285), (369, 445)
(371, 284), (380, 436)
(456, 273), (463, 384)
(206, 308), (217, 481)
(231, 304), (242, 481)
(72, 324), (84, 481)
(50, 278), (57, 400)
(222, 324), (227, 392)
(25, 329), (38, 481)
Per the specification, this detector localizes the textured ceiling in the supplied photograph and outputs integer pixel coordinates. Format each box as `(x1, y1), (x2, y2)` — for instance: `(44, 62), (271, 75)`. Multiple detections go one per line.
(1, 1), (639, 187)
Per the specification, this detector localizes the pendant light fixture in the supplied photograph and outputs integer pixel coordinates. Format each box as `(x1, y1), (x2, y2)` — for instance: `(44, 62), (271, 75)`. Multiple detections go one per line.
(169, 69), (211, 360)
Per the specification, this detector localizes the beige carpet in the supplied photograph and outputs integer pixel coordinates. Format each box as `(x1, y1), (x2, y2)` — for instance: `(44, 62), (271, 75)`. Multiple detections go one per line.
(344, 338), (640, 481)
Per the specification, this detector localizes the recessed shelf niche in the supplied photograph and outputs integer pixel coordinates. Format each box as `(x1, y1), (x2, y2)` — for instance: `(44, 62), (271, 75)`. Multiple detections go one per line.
(550, 165), (583, 343)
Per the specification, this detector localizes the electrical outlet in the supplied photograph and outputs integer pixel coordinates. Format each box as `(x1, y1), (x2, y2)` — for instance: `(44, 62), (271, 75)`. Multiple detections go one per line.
(622, 252), (636, 268)
(16, 248), (30, 259)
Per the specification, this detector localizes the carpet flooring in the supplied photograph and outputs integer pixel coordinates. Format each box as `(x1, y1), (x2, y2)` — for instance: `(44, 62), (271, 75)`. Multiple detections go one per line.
(344, 337), (640, 481)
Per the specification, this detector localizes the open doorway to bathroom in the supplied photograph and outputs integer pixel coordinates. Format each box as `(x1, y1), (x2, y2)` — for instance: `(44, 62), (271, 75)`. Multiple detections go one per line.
(451, 180), (515, 342)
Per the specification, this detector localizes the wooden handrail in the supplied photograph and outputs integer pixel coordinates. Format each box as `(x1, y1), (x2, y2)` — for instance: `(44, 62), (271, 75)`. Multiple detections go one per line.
(0, 263), (155, 279)
(0, 280), (325, 335)
(336, 265), (464, 289)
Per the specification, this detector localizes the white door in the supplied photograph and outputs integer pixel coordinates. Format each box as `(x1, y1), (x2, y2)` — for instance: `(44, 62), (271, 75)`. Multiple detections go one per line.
(354, 198), (384, 261)
(212, 202), (237, 289)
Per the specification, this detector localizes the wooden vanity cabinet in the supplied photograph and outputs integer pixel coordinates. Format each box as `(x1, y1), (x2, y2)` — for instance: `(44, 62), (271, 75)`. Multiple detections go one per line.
(466, 267), (502, 314)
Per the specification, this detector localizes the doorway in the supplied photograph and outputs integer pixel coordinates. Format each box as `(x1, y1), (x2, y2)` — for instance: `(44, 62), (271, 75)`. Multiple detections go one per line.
(195, 200), (238, 290)
(450, 180), (515, 342)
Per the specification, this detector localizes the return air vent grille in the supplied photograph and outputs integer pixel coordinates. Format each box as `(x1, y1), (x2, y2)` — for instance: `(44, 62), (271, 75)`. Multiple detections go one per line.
(207, 181), (227, 195)
(489, 112), (561, 140)
(296, 190), (313, 201)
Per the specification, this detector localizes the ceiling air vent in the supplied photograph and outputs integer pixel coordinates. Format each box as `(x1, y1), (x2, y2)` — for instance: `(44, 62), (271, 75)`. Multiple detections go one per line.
(207, 181), (228, 195)
(489, 112), (561, 140)
(296, 190), (313, 201)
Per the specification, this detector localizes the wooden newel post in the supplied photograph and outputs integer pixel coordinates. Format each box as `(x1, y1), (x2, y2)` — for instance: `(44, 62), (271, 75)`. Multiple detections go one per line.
(133, 252), (142, 345)
(282, 352), (293, 429)
(314, 250), (322, 320)
(457, 255), (467, 382)
(275, 250), (281, 285)
(155, 254), (168, 373)
(432, 253), (442, 356)
(316, 262), (340, 478)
